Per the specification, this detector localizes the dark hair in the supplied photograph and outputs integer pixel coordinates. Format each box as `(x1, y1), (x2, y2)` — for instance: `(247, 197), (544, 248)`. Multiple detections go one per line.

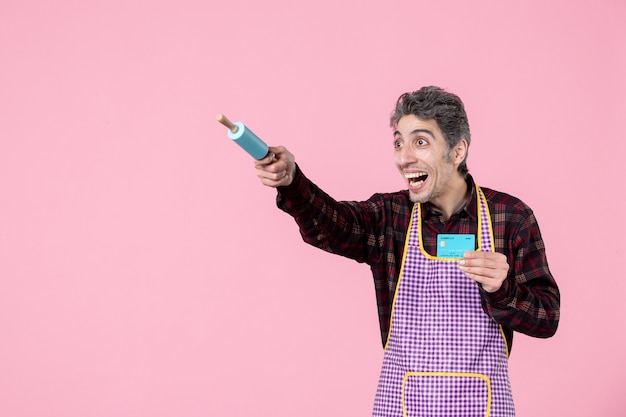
(390, 86), (471, 176)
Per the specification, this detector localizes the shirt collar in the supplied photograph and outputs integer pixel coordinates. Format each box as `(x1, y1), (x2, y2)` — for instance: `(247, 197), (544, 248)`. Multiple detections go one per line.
(421, 174), (478, 220)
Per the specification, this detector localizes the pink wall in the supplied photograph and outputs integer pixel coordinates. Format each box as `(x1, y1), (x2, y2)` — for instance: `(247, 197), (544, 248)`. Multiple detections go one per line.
(1, 1), (624, 416)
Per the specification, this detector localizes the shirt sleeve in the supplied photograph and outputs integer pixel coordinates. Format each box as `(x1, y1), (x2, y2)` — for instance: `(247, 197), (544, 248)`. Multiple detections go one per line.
(479, 210), (560, 339)
(275, 165), (384, 265)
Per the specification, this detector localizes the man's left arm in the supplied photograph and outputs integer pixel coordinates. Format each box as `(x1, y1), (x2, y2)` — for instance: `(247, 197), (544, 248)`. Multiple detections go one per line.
(459, 212), (560, 338)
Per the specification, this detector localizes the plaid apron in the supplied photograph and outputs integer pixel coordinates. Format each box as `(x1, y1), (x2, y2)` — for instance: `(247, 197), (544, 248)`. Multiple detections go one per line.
(372, 187), (515, 417)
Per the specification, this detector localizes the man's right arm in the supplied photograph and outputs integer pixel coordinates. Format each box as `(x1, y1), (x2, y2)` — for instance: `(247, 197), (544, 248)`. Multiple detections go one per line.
(255, 146), (380, 264)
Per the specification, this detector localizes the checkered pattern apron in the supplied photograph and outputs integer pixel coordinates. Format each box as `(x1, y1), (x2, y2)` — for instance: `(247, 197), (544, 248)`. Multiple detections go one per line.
(372, 187), (515, 417)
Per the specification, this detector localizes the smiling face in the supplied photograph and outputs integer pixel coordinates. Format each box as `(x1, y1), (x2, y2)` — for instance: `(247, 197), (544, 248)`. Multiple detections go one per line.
(393, 114), (468, 213)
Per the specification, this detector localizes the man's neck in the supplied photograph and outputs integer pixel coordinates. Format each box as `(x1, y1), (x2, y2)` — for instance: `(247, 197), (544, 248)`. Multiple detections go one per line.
(429, 176), (470, 221)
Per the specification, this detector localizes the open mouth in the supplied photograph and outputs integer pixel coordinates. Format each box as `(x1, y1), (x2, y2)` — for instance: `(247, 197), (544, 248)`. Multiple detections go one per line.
(405, 172), (428, 187)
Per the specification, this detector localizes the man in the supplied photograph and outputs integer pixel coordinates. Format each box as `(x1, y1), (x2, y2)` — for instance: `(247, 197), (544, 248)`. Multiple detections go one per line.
(254, 86), (560, 416)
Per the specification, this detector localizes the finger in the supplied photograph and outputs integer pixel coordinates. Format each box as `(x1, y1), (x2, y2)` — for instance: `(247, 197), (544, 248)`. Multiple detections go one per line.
(460, 254), (506, 271)
(460, 258), (494, 269)
(459, 264), (495, 278)
(255, 157), (288, 175)
(462, 250), (494, 259)
(258, 171), (291, 188)
(459, 263), (508, 279)
(464, 251), (506, 265)
(254, 152), (277, 167)
(464, 250), (507, 260)
(459, 266), (505, 293)
(256, 166), (287, 182)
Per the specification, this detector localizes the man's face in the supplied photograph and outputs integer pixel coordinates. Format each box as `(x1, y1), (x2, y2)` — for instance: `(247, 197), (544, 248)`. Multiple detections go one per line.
(393, 114), (460, 205)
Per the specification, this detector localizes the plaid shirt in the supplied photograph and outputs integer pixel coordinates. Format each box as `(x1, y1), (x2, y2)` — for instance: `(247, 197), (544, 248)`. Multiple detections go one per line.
(277, 166), (560, 351)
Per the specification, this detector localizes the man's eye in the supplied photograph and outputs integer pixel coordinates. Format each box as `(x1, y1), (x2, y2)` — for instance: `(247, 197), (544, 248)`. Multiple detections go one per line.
(417, 139), (428, 146)
(394, 140), (403, 148)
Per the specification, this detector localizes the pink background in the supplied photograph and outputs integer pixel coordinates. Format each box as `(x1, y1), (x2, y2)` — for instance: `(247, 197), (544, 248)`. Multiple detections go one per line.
(1, 1), (625, 416)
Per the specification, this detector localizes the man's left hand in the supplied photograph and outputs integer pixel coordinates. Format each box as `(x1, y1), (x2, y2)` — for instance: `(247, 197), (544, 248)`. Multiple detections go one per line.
(459, 251), (509, 293)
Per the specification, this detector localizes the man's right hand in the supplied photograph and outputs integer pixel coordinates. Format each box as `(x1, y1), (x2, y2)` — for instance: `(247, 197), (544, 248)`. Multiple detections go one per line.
(254, 146), (296, 188)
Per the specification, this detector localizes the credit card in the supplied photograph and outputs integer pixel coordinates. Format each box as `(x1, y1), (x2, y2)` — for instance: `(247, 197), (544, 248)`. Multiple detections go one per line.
(436, 234), (476, 258)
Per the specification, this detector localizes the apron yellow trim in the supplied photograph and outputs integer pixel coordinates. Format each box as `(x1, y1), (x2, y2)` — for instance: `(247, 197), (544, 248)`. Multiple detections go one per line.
(478, 187), (495, 253)
(384, 202), (416, 351)
(478, 187), (510, 358)
(417, 184), (488, 260)
(499, 325), (510, 358)
(402, 372), (492, 417)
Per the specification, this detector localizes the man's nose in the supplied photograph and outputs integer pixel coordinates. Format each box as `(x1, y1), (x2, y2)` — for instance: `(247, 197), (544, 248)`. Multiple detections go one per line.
(398, 146), (416, 166)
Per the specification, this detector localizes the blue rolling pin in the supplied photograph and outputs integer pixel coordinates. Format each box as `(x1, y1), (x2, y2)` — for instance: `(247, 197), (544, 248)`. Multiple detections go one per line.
(217, 114), (269, 160)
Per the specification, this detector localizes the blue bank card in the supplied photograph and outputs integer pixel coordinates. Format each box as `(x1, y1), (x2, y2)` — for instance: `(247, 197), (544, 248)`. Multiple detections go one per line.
(436, 234), (476, 258)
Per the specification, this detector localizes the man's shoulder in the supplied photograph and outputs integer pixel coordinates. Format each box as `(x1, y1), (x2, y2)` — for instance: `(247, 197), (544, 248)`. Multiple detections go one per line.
(479, 186), (534, 216)
(341, 190), (412, 222)
(365, 190), (412, 207)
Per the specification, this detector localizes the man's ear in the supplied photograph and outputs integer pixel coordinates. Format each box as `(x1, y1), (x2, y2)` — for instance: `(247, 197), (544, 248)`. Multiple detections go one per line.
(453, 138), (468, 164)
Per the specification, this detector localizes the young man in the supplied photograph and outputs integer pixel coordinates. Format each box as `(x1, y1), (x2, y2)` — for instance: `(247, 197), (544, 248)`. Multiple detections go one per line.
(254, 86), (560, 417)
